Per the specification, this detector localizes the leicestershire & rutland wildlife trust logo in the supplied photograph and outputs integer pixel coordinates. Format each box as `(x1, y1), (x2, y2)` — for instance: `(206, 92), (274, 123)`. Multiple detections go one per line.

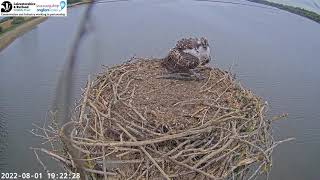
(1, 1), (13, 12)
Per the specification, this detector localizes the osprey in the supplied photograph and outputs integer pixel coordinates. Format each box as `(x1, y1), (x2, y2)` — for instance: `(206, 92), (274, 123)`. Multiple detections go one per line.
(161, 37), (211, 80)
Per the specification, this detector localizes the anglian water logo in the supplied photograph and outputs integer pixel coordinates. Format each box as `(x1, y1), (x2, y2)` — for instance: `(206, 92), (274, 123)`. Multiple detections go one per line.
(60, 1), (65, 10)
(1, 1), (13, 12)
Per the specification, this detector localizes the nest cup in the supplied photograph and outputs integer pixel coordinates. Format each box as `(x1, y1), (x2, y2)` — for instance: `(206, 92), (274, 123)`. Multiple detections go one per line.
(55, 59), (275, 179)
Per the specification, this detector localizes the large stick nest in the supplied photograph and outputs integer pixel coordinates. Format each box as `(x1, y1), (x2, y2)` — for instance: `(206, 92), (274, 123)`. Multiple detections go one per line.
(34, 58), (280, 179)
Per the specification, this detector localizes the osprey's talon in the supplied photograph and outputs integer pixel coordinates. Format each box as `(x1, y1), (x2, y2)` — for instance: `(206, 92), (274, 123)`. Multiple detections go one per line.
(194, 66), (211, 73)
(190, 69), (205, 81)
(191, 72), (205, 81)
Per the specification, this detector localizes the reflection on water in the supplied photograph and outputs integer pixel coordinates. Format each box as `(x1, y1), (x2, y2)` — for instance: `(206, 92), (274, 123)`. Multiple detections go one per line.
(0, 110), (8, 168)
(0, 1), (320, 179)
(18, 28), (39, 57)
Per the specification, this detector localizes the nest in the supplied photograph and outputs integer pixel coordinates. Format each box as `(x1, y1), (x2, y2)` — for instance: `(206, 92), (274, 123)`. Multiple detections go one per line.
(33, 58), (283, 179)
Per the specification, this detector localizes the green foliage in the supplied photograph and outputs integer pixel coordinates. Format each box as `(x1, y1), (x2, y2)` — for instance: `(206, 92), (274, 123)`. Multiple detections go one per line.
(0, 26), (3, 33)
(68, 0), (82, 5)
(11, 17), (25, 25)
(247, 0), (320, 23)
(0, 17), (14, 23)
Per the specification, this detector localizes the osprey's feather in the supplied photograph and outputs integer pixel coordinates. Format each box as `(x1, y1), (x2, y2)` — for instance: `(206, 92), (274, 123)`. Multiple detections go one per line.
(176, 37), (209, 50)
(163, 48), (199, 73)
(162, 37), (211, 73)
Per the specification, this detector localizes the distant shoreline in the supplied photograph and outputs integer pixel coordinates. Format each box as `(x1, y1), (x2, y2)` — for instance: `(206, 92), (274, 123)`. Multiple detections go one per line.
(246, 0), (320, 24)
(0, 1), (90, 52)
(0, 17), (48, 52)
(1, 0), (319, 52)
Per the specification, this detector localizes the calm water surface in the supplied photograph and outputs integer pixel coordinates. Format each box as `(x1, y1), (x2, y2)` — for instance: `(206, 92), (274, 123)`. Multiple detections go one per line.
(0, 1), (320, 179)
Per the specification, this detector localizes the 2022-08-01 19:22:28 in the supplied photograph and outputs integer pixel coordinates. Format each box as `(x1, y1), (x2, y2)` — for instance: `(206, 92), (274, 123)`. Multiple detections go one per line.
(0, 172), (81, 179)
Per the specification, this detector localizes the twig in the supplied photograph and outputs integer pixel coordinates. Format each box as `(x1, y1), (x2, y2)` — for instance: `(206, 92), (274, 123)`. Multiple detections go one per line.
(79, 75), (91, 124)
(194, 138), (234, 168)
(116, 123), (170, 180)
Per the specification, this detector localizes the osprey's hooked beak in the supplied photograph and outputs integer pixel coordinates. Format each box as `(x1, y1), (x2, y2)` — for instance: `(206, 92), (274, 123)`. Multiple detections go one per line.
(201, 55), (211, 65)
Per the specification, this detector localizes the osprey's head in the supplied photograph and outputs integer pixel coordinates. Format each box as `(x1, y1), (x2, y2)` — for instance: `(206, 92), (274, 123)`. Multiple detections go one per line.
(197, 37), (211, 65)
(179, 37), (211, 65)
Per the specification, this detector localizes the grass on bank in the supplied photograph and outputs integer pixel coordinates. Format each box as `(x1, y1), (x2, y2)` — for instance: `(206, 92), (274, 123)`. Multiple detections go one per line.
(0, 0), (87, 51)
(0, 0), (85, 36)
(0, 17), (36, 36)
(247, 0), (320, 23)
(0, 17), (48, 51)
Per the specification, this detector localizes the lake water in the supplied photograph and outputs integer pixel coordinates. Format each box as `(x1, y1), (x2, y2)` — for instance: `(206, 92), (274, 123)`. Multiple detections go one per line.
(0, 1), (320, 179)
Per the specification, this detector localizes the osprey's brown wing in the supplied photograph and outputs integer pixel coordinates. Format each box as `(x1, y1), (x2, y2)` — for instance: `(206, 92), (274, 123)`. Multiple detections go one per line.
(175, 38), (199, 50)
(179, 51), (200, 69)
(162, 49), (200, 73)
